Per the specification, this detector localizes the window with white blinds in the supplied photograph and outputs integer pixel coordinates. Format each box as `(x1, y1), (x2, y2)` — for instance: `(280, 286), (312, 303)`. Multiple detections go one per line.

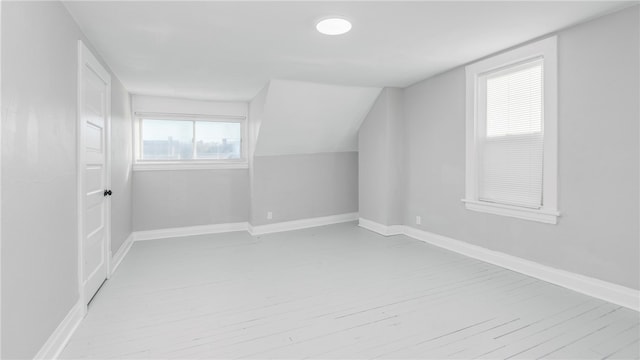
(464, 36), (559, 224)
(479, 59), (544, 208)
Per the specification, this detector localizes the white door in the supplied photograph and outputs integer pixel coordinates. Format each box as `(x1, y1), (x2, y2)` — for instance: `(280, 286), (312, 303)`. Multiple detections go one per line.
(78, 41), (111, 305)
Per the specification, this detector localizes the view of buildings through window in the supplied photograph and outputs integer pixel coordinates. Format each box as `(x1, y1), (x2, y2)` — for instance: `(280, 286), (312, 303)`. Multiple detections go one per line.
(141, 119), (241, 160)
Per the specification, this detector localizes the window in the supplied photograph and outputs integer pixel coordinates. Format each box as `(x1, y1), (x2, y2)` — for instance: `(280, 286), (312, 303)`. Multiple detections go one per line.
(134, 113), (247, 170)
(464, 36), (559, 224)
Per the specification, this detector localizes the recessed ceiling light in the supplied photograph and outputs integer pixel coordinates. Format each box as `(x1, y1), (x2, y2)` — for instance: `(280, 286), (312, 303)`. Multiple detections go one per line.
(316, 18), (352, 36)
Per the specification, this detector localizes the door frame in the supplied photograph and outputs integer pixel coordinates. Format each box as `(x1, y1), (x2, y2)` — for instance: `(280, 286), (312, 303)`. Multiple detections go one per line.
(1, 1), (3, 356)
(76, 40), (112, 315)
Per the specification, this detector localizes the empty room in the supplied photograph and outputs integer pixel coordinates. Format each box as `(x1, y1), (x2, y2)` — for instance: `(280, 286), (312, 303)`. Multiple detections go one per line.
(1, 1), (639, 359)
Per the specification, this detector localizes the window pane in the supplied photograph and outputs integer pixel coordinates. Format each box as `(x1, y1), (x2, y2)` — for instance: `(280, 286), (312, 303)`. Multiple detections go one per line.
(195, 122), (241, 160)
(486, 61), (542, 137)
(480, 60), (544, 208)
(479, 133), (543, 208)
(141, 119), (193, 160)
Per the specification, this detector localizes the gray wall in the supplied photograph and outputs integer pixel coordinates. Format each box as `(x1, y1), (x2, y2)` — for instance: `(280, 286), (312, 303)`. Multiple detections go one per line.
(401, 6), (639, 289)
(1, 1), (133, 358)
(111, 80), (133, 253)
(132, 92), (358, 231)
(131, 95), (250, 232)
(359, 88), (404, 226)
(133, 170), (249, 231)
(248, 85), (268, 225)
(251, 152), (358, 226)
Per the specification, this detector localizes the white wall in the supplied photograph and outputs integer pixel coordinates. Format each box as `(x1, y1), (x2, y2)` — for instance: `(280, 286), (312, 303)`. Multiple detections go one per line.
(254, 79), (381, 156)
(111, 80), (133, 253)
(399, 6), (639, 289)
(248, 81), (368, 227)
(358, 88), (404, 226)
(248, 85), (268, 225)
(132, 95), (247, 118)
(1, 1), (133, 358)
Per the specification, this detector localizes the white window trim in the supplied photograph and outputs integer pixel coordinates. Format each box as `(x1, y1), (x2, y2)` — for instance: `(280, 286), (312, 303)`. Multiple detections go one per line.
(133, 111), (248, 171)
(464, 36), (559, 224)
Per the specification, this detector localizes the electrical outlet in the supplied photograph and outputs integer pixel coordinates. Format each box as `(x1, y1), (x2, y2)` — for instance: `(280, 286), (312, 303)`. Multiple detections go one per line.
(267, 211), (273, 220)
(416, 216), (421, 225)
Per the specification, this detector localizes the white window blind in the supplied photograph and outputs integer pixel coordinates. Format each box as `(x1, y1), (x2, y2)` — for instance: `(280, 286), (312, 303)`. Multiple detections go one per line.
(478, 59), (544, 208)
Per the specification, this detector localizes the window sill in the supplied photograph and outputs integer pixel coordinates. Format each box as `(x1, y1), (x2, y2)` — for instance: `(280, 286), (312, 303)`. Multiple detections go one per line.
(133, 162), (249, 171)
(462, 199), (559, 224)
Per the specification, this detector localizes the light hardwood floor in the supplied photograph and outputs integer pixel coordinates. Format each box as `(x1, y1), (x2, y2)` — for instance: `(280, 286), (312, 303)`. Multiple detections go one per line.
(61, 222), (639, 359)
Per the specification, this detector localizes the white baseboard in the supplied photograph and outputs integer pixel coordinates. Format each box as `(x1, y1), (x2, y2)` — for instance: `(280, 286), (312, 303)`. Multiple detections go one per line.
(34, 300), (83, 360)
(361, 219), (639, 312)
(249, 212), (359, 236)
(358, 218), (404, 236)
(133, 222), (249, 241)
(130, 213), (359, 241)
(110, 233), (133, 275)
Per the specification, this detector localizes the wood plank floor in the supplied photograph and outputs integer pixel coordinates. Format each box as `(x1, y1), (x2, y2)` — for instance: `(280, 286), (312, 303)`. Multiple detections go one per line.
(61, 222), (640, 359)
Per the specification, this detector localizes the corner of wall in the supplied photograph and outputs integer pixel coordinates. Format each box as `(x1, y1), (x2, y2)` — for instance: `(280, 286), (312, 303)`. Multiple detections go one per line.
(357, 87), (406, 227)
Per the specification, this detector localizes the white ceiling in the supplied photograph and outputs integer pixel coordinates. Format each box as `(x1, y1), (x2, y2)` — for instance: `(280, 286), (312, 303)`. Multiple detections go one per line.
(64, 1), (632, 101)
(254, 80), (381, 156)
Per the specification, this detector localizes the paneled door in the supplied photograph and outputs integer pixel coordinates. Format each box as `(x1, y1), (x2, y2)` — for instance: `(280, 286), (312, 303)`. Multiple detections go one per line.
(78, 40), (111, 305)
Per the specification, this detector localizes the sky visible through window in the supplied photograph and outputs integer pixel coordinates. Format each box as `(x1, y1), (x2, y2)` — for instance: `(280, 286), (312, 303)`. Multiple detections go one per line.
(141, 119), (241, 160)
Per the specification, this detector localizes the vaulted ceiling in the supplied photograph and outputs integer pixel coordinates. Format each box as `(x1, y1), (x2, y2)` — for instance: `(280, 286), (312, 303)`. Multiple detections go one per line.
(64, 1), (631, 101)
(253, 80), (381, 156)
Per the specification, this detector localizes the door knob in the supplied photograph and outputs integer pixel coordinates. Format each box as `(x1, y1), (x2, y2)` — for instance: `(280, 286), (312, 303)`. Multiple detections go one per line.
(104, 190), (113, 197)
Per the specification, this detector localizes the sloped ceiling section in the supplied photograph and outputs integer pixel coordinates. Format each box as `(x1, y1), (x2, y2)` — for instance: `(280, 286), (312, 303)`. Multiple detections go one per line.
(254, 79), (381, 156)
